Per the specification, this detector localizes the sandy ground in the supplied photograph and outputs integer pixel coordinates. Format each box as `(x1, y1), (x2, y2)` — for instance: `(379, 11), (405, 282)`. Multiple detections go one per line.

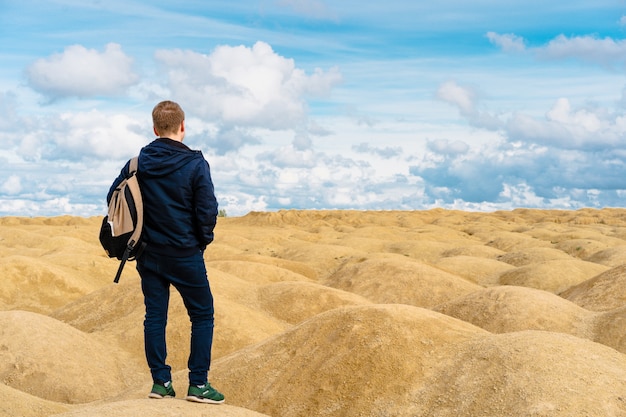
(2, 209), (626, 416)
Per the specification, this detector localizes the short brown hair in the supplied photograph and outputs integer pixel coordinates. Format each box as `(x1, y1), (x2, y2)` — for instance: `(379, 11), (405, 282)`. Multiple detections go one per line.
(152, 101), (185, 136)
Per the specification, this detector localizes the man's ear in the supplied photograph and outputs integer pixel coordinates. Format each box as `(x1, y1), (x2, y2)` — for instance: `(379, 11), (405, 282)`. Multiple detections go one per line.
(153, 126), (160, 137)
(180, 120), (185, 133)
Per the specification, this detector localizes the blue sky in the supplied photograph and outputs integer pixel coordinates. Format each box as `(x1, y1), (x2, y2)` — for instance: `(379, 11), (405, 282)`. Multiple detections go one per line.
(1, 0), (626, 216)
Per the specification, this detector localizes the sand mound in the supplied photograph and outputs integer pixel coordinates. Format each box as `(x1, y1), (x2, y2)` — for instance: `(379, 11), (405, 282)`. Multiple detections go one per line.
(235, 209), (429, 229)
(206, 260), (311, 284)
(553, 238), (611, 259)
(584, 245), (626, 267)
(560, 264), (626, 311)
(498, 259), (609, 293)
(0, 383), (70, 417)
(4, 209), (626, 416)
(276, 242), (368, 279)
(495, 246), (574, 266)
(592, 306), (626, 354)
(324, 256), (481, 307)
(440, 244), (505, 259)
(209, 253), (318, 279)
(0, 310), (144, 404)
(384, 239), (473, 263)
(433, 285), (593, 337)
(475, 230), (552, 252)
(51, 276), (143, 332)
(417, 331), (626, 416)
(0, 255), (108, 313)
(433, 255), (514, 286)
(210, 304), (488, 417)
(257, 281), (371, 324)
(53, 271), (290, 368)
(50, 399), (270, 417)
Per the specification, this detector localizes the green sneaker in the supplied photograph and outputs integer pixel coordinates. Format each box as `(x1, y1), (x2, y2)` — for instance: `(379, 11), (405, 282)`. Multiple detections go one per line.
(186, 383), (225, 404)
(148, 381), (176, 399)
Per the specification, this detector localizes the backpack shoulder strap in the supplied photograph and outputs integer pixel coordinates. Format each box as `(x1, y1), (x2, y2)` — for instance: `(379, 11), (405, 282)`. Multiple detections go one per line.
(123, 175), (143, 247)
(126, 155), (143, 246)
(128, 156), (139, 176)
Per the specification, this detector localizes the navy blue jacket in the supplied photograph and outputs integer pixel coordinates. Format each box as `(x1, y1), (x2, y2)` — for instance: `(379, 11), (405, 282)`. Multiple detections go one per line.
(107, 138), (218, 257)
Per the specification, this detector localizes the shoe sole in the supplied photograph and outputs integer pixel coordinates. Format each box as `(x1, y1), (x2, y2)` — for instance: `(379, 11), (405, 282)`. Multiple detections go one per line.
(186, 395), (224, 404)
(148, 393), (175, 399)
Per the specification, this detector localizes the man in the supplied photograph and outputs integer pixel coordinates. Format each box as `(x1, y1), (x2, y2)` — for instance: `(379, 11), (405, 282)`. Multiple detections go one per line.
(107, 101), (224, 404)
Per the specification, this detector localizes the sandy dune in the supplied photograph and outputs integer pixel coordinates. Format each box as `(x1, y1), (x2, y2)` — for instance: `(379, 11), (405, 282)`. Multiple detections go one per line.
(2, 209), (626, 416)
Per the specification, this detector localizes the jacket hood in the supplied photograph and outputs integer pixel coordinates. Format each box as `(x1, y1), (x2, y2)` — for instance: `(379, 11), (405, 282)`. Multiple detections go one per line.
(138, 138), (200, 177)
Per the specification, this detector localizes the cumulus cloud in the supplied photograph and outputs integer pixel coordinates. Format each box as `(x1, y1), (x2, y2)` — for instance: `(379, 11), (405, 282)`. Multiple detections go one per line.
(539, 35), (626, 67)
(437, 76), (626, 152)
(209, 146), (423, 215)
(425, 32), (626, 208)
(0, 175), (22, 195)
(352, 142), (402, 159)
(0, 92), (20, 131)
(437, 81), (476, 116)
(26, 43), (139, 99)
(155, 41), (342, 130)
(202, 126), (262, 155)
(498, 182), (547, 208)
(426, 139), (469, 156)
(507, 98), (626, 150)
(486, 32), (526, 53)
(259, 145), (317, 169)
(51, 111), (148, 160)
(292, 131), (313, 150)
(436, 81), (502, 130)
(11, 110), (149, 162)
(413, 142), (544, 205)
(488, 32), (626, 68)
(410, 105), (626, 208)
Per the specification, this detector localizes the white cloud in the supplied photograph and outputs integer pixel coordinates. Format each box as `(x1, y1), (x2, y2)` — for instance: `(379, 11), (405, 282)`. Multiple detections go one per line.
(352, 142), (402, 158)
(26, 43), (139, 98)
(539, 35), (626, 67)
(4, 109), (149, 162)
(0, 196), (100, 217)
(51, 111), (149, 160)
(499, 182), (546, 207)
(0, 92), (20, 130)
(155, 41), (342, 130)
(261, 145), (317, 168)
(198, 126), (262, 155)
(0, 175), (22, 195)
(436, 80), (502, 130)
(507, 98), (625, 150)
(486, 32), (526, 53)
(488, 32), (626, 68)
(546, 98), (604, 133)
(208, 142), (426, 215)
(426, 139), (469, 156)
(437, 81), (476, 116)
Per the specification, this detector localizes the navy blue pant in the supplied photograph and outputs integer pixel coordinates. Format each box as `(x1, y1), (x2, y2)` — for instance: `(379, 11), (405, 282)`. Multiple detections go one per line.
(137, 250), (215, 386)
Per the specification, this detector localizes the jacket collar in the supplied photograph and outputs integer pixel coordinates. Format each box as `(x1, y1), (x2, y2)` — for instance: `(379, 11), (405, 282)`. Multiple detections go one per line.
(156, 137), (191, 150)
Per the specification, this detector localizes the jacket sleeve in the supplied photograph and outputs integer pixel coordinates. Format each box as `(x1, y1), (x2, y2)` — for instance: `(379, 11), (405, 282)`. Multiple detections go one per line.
(192, 158), (219, 248)
(106, 160), (131, 204)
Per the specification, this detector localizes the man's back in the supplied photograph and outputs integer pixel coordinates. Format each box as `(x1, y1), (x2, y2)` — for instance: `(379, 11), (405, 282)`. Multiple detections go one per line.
(137, 137), (218, 257)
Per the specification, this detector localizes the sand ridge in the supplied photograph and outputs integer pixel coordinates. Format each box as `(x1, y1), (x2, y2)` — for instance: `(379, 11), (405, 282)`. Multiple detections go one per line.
(2, 209), (626, 416)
